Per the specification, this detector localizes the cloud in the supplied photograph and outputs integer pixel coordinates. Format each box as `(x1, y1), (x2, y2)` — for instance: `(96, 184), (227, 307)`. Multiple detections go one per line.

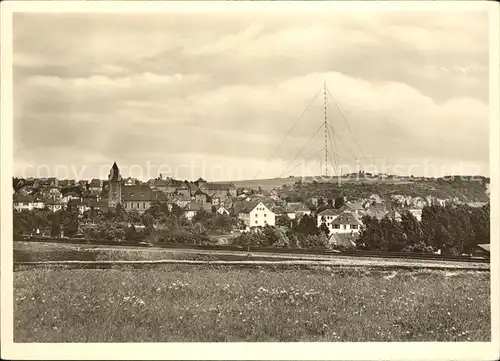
(12, 11), (490, 180)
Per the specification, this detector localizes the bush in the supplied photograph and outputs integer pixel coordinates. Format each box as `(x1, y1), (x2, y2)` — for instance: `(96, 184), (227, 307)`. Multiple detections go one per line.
(298, 233), (329, 250)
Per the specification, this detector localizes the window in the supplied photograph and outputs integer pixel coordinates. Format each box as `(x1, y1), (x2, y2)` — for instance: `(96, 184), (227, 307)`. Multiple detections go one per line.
(136, 202), (139, 208)
(343, 225), (347, 229)
(264, 220), (267, 224)
(334, 224), (340, 229)
(264, 213), (266, 217)
(350, 225), (358, 230)
(255, 220), (258, 224)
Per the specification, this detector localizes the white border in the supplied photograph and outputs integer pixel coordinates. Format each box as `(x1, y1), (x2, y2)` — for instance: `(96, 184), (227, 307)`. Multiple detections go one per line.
(1, 1), (499, 360)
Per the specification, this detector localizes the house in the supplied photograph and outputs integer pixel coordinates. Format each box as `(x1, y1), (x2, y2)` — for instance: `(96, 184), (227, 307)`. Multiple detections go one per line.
(271, 205), (287, 217)
(172, 197), (190, 209)
(412, 197), (426, 209)
(198, 182), (237, 199)
(88, 179), (103, 194)
(96, 198), (110, 213)
(194, 190), (209, 204)
(329, 211), (363, 235)
(121, 185), (167, 213)
(236, 201), (276, 228)
(467, 202), (488, 208)
(123, 177), (137, 187)
(308, 197), (320, 207)
(38, 177), (59, 188)
(68, 198), (100, 215)
(58, 179), (73, 188)
(194, 177), (208, 188)
(77, 180), (88, 189)
(406, 208), (423, 221)
(285, 202), (312, 219)
(45, 187), (63, 201)
(317, 208), (342, 228)
(60, 192), (81, 205)
(362, 204), (389, 220)
(46, 200), (64, 212)
(344, 201), (365, 215)
(68, 198), (85, 214)
(149, 178), (178, 196)
(369, 194), (383, 204)
(385, 210), (402, 222)
(183, 202), (212, 220)
(13, 194), (36, 212)
(176, 184), (191, 198)
(216, 205), (230, 216)
(236, 193), (249, 201)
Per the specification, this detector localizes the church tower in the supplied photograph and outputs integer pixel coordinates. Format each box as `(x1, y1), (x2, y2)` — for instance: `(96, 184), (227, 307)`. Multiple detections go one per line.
(108, 162), (122, 209)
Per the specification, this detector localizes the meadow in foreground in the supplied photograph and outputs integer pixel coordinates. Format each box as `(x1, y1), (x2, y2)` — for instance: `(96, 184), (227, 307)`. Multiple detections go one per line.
(14, 265), (490, 342)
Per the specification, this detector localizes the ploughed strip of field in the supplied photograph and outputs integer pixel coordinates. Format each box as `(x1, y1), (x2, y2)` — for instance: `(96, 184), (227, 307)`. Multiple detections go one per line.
(14, 241), (489, 270)
(14, 265), (489, 342)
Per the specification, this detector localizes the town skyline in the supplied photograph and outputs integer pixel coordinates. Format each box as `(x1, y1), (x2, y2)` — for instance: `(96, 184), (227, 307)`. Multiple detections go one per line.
(13, 11), (490, 181)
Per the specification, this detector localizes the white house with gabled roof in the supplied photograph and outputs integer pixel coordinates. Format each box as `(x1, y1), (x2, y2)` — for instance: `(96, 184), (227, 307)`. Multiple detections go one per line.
(237, 201), (275, 228)
(317, 209), (363, 235)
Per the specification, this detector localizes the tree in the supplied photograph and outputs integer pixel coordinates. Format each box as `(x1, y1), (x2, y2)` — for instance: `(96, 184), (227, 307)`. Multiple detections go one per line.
(214, 214), (235, 233)
(51, 211), (62, 237)
(193, 222), (205, 235)
(193, 209), (212, 226)
(171, 204), (183, 218)
(276, 214), (292, 227)
(285, 231), (299, 248)
(12, 177), (24, 193)
(64, 213), (79, 238)
(141, 213), (155, 235)
(319, 218), (330, 237)
(232, 232), (261, 249)
(128, 209), (142, 224)
(358, 216), (386, 250)
(115, 203), (128, 222)
(400, 211), (428, 252)
(299, 233), (329, 250)
(294, 214), (319, 236)
(334, 196), (345, 209)
(381, 217), (405, 252)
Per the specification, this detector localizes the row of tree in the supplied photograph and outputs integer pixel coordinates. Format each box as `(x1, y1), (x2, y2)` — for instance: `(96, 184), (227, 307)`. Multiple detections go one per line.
(358, 204), (490, 254)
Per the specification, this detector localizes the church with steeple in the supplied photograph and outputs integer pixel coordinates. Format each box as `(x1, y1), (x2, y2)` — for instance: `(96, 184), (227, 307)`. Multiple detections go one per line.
(108, 162), (122, 209)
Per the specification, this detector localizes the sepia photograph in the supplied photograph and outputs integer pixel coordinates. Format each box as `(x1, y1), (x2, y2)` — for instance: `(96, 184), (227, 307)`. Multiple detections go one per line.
(1, 1), (499, 360)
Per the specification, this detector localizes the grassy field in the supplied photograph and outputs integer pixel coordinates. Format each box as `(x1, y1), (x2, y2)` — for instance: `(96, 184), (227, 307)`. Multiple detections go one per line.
(13, 241), (490, 270)
(13, 241), (323, 263)
(14, 265), (490, 342)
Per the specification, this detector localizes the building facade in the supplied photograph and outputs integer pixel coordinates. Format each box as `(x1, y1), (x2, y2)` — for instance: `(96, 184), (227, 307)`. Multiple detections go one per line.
(238, 201), (276, 228)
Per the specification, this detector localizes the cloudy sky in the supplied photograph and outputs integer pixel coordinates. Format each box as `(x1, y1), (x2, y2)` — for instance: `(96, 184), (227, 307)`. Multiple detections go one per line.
(13, 10), (490, 181)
